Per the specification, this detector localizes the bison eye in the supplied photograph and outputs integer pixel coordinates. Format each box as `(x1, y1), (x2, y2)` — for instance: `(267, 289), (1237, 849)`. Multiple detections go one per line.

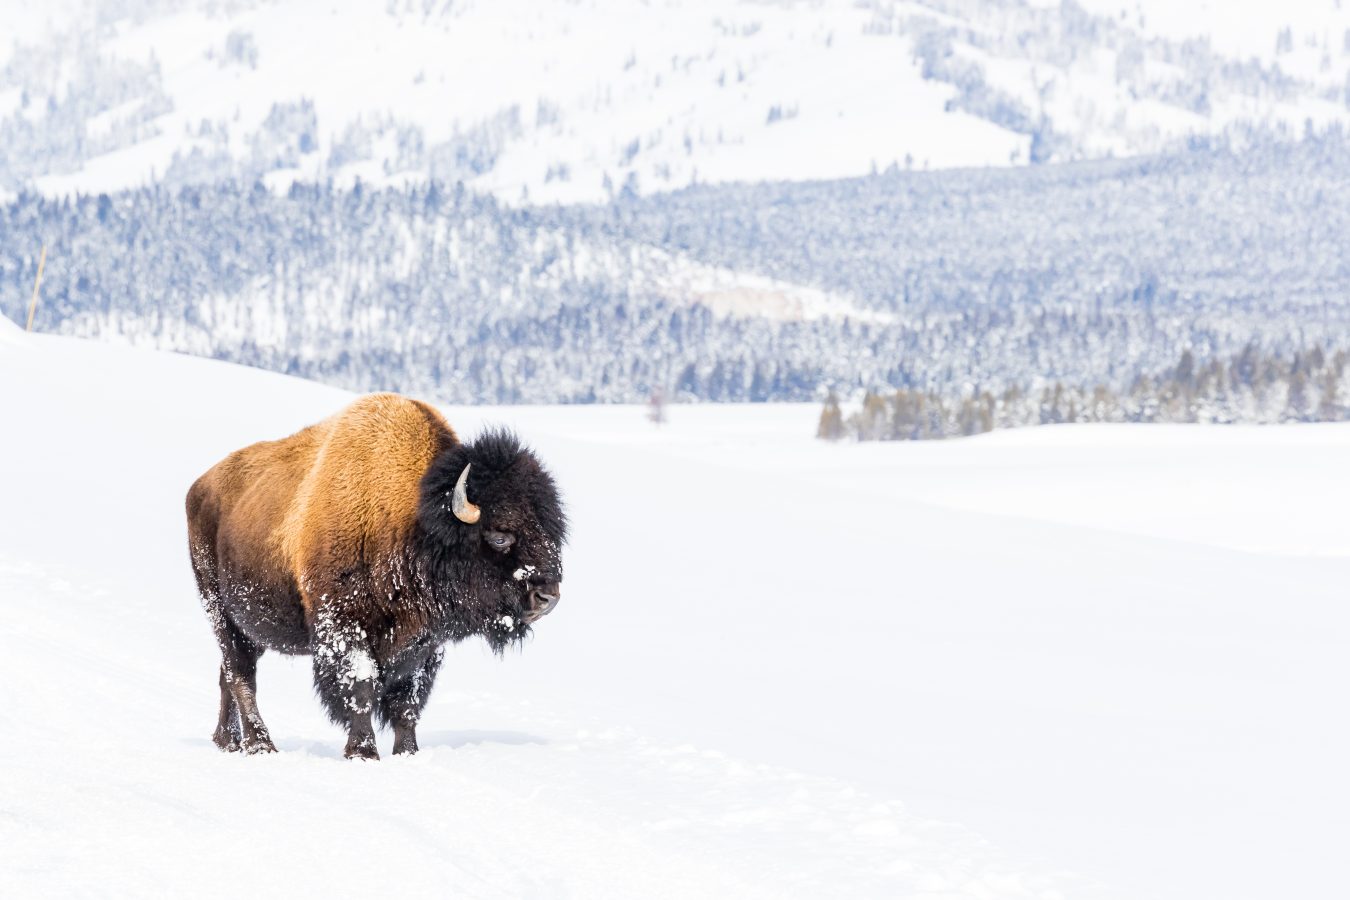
(484, 530), (515, 552)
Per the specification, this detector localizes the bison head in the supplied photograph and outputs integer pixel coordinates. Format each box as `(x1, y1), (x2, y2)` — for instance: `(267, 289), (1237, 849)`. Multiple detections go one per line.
(417, 429), (567, 649)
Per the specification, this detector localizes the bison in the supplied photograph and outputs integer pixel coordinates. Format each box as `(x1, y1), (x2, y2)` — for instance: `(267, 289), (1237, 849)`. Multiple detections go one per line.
(186, 393), (566, 759)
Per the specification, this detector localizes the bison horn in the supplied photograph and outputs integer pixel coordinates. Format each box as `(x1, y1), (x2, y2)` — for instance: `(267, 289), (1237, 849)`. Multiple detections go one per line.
(451, 464), (481, 524)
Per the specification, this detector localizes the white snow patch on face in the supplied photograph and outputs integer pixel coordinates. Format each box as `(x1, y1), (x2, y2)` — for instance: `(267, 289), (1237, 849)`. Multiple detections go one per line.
(513, 565), (537, 582)
(498, 615), (514, 629)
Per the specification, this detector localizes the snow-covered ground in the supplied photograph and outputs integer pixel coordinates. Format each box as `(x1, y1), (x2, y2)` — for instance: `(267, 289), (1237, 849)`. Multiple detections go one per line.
(2, 321), (1347, 898)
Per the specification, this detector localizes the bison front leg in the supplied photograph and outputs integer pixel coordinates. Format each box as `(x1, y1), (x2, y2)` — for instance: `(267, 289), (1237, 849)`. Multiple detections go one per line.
(379, 648), (444, 755)
(343, 671), (380, 761)
(313, 615), (382, 760)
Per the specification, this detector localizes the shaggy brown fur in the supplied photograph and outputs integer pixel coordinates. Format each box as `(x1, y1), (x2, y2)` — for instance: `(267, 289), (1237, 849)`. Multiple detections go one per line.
(187, 393), (566, 759)
(200, 394), (452, 610)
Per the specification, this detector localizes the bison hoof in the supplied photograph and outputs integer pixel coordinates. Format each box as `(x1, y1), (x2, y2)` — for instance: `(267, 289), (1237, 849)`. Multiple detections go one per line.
(393, 741), (419, 756)
(345, 733), (380, 760)
(243, 738), (278, 755)
(213, 729), (241, 752)
(345, 744), (380, 761)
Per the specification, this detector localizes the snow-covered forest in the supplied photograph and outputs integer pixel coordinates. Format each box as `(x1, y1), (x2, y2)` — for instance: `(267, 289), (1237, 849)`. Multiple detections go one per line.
(4, 134), (1350, 407)
(822, 344), (1350, 441)
(6, 0), (1350, 414)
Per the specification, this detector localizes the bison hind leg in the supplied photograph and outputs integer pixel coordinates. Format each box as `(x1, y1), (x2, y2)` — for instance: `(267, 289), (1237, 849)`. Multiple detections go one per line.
(213, 617), (277, 755)
(212, 666), (242, 752)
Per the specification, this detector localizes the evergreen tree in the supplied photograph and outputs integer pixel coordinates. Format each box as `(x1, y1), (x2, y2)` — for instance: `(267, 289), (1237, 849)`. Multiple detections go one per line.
(1318, 368), (1339, 421)
(1287, 370), (1309, 420)
(817, 391), (845, 441)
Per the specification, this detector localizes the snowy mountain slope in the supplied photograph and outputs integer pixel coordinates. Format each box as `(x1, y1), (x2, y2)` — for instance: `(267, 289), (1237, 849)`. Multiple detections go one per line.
(5, 0), (1350, 202)
(3, 329), (1349, 899)
(1080, 0), (1350, 64)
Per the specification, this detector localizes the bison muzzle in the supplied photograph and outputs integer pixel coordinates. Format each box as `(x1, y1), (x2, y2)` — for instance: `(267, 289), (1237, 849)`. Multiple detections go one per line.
(186, 393), (567, 759)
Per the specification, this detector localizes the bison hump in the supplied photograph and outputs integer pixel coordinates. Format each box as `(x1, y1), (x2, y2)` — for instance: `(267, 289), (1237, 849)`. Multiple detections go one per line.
(281, 393), (455, 576)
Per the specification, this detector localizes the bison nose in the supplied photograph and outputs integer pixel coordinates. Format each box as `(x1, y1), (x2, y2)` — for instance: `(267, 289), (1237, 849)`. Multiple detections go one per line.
(529, 582), (561, 618)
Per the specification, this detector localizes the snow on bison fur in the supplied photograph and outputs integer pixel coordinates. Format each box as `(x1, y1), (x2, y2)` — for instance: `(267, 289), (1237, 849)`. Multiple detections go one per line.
(186, 393), (566, 759)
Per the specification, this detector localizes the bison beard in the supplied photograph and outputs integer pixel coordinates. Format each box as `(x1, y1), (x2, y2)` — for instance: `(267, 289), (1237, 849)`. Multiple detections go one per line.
(186, 397), (566, 760)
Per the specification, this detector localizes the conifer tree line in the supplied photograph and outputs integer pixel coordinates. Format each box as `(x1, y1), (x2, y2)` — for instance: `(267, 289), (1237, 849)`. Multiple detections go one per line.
(5, 137), (1350, 405)
(818, 344), (1350, 441)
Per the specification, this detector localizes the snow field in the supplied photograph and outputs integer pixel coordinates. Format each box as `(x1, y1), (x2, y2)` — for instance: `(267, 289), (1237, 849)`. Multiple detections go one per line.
(0, 329), (1103, 898)
(1, 326), (1347, 898)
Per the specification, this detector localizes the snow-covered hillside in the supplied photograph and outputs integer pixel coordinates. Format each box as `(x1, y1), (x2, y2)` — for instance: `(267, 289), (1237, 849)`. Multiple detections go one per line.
(10, 138), (1350, 408)
(5, 0), (1350, 202)
(1081, 0), (1350, 64)
(2, 325), (1347, 899)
